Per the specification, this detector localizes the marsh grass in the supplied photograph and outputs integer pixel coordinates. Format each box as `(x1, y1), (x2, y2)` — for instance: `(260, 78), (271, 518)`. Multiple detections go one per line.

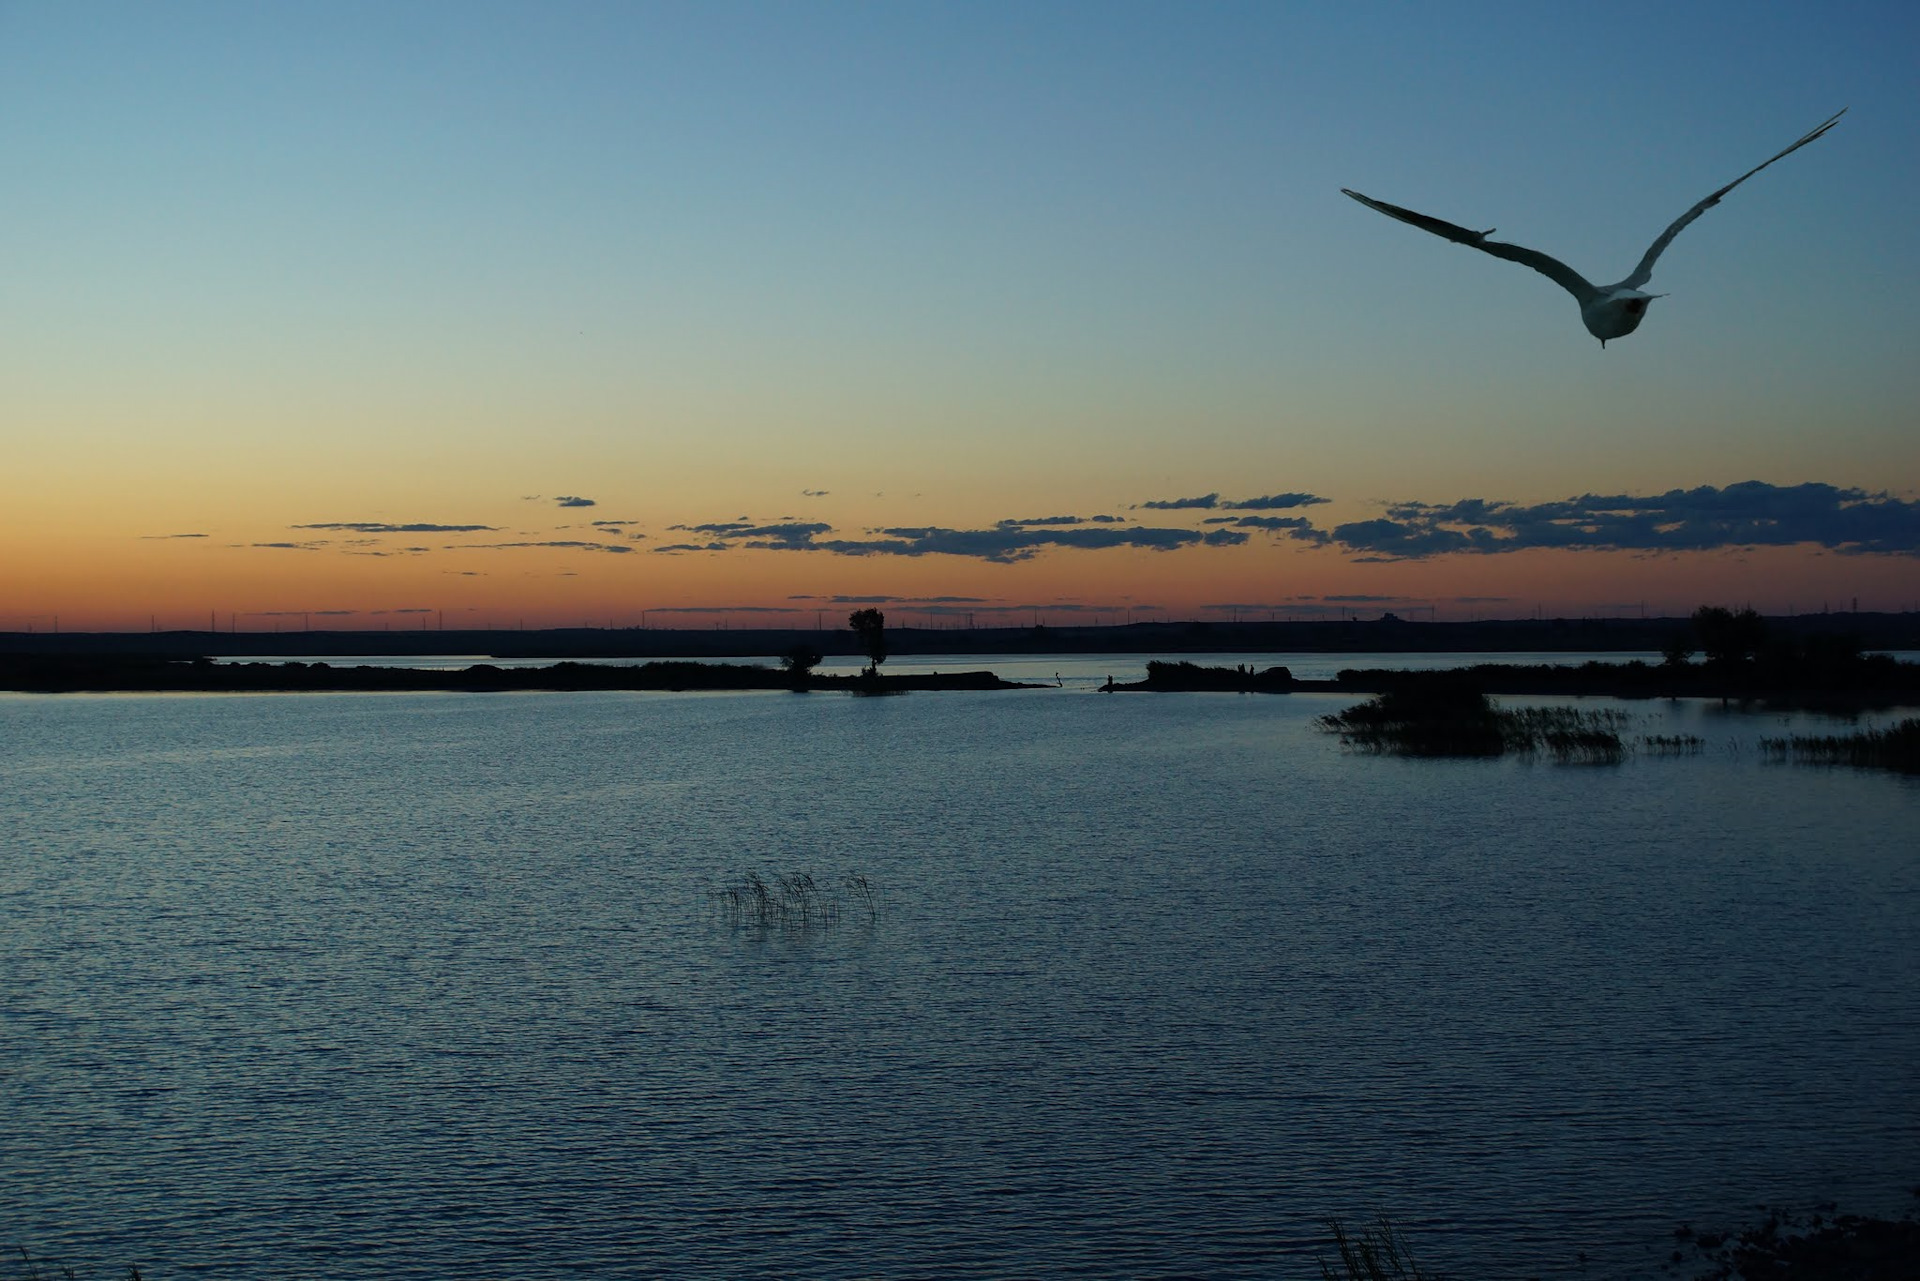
(1641, 733), (1707, 755)
(1318, 688), (1626, 763)
(1675, 1199), (1920, 1279)
(710, 872), (876, 932)
(9, 1247), (140, 1281)
(1759, 717), (1920, 774)
(1318, 1217), (1437, 1280)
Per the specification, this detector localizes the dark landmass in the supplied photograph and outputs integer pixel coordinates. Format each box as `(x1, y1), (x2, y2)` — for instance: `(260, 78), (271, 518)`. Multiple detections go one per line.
(6, 650), (1918, 704)
(1676, 1200), (1920, 1280)
(1121, 655), (1920, 709)
(6, 611), (1918, 662)
(6, 608), (1916, 701)
(0, 655), (1035, 694)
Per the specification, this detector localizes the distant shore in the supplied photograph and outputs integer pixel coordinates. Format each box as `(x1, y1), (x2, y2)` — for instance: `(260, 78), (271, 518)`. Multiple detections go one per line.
(1116, 657), (1920, 708)
(0, 656), (1039, 694)
(5, 611), (1918, 664)
(6, 652), (1918, 706)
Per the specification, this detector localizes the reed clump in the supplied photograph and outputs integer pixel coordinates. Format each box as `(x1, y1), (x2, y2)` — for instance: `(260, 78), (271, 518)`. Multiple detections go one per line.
(1641, 733), (1707, 755)
(9, 1247), (141, 1281)
(710, 872), (876, 931)
(1318, 687), (1625, 763)
(1759, 717), (1920, 773)
(1319, 1216), (1438, 1280)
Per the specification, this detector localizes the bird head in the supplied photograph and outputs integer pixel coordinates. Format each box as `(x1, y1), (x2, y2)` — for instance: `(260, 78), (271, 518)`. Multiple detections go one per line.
(1584, 289), (1665, 346)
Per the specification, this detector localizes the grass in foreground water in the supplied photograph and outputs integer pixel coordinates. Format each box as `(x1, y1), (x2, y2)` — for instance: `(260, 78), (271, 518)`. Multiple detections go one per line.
(1760, 717), (1920, 774)
(1318, 687), (1626, 763)
(709, 871), (876, 931)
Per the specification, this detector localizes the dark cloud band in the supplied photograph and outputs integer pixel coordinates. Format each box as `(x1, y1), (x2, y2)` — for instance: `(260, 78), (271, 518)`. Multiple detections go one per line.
(1331, 481), (1920, 560)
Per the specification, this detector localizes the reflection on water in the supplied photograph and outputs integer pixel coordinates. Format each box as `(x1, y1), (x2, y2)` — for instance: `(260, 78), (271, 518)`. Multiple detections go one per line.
(2, 681), (1916, 1279)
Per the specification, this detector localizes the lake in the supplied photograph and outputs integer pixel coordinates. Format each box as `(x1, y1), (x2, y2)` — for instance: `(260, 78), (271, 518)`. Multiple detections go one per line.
(3, 666), (1916, 1278)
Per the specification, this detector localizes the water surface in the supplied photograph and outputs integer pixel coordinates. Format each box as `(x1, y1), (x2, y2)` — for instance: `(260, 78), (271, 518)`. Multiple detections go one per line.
(3, 684), (1915, 1277)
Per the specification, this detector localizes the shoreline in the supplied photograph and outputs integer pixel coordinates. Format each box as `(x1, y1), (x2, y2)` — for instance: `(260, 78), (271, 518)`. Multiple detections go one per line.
(5, 611), (1918, 664)
(5, 653), (1917, 707)
(0, 656), (1042, 694)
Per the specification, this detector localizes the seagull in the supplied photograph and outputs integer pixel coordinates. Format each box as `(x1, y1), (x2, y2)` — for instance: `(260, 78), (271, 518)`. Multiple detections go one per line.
(1342, 109), (1845, 345)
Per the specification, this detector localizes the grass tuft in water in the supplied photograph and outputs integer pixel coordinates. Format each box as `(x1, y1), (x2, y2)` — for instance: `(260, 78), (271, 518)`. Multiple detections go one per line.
(1318, 1217), (1439, 1280)
(1758, 718), (1920, 774)
(1318, 687), (1625, 763)
(710, 872), (876, 932)
(9, 1246), (141, 1281)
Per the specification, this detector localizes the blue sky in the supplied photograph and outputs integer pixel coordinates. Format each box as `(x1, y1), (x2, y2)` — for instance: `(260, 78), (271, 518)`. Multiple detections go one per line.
(3, 1), (1915, 628)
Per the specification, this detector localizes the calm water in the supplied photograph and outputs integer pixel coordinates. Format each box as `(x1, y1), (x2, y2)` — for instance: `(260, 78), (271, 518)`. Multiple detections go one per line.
(3, 676), (1917, 1278)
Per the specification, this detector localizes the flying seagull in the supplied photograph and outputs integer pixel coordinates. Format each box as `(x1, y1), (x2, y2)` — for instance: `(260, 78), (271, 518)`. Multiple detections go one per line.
(1342, 109), (1845, 345)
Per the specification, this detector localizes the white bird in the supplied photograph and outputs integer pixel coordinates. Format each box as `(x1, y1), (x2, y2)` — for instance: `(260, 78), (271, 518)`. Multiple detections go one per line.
(1342, 109), (1845, 345)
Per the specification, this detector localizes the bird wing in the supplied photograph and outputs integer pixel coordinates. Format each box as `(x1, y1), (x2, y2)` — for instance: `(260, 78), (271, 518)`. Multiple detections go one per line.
(1620, 108), (1845, 291)
(1341, 188), (1596, 303)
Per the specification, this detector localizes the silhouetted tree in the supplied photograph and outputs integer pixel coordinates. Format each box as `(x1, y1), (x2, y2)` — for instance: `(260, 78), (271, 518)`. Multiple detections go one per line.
(781, 643), (822, 687)
(1661, 630), (1695, 668)
(848, 608), (886, 676)
(1692, 605), (1768, 666)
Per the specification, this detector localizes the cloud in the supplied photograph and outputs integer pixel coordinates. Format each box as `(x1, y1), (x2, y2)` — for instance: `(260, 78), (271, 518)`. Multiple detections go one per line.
(673, 520), (832, 542)
(295, 521), (498, 533)
(802, 488), (830, 497)
(656, 509), (1268, 562)
(1331, 481), (1920, 560)
(555, 496), (597, 508)
(1329, 518), (1475, 559)
(992, 513), (1122, 527)
(457, 540), (635, 554)
(591, 519), (642, 527)
(656, 521), (831, 552)
(1223, 493), (1329, 510)
(1136, 492), (1327, 512)
(821, 524), (1238, 562)
(140, 532), (209, 540)
(1229, 515), (1332, 544)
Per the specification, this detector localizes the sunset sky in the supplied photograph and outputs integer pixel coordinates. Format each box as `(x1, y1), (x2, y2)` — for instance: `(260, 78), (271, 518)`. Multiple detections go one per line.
(4, 1), (1916, 632)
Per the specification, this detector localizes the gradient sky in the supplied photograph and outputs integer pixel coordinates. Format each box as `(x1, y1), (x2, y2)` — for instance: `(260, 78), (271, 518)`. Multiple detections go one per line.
(5, 1), (1916, 632)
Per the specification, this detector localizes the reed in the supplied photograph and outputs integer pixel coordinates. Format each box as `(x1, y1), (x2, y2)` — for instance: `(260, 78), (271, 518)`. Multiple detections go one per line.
(1318, 1217), (1437, 1280)
(710, 871), (876, 931)
(9, 1247), (141, 1281)
(1759, 717), (1920, 773)
(1318, 688), (1625, 763)
(1641, 733), (1707, 755)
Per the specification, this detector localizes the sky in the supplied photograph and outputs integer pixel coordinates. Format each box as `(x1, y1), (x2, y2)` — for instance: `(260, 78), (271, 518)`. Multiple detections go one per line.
(4, 0), (1917, 632)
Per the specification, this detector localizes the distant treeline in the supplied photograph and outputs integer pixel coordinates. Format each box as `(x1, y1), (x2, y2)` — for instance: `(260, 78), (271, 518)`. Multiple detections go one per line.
(5, 611), (1917, 661)
(0, 656), (1031, 694)
(1128, 652), (1920, 708)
